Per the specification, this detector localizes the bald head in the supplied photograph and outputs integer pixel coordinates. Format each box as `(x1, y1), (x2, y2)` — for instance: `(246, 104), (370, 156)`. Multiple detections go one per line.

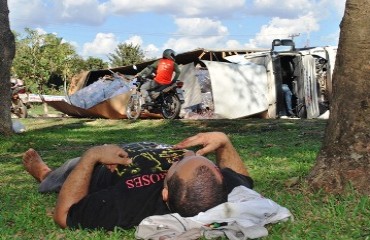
(163, 155), (227, 217)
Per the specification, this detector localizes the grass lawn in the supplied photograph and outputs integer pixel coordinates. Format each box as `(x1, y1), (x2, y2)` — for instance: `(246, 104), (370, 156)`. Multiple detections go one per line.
(0, 117), (369, 239)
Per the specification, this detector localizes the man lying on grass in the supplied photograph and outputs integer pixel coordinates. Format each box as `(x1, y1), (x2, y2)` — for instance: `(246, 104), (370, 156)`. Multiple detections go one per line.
(23, 132), (253, 230)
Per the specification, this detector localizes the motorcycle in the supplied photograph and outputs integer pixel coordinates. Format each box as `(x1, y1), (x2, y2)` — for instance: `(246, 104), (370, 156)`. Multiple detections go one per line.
(10, 80), (30, 118)
(126, 76), (185, 120)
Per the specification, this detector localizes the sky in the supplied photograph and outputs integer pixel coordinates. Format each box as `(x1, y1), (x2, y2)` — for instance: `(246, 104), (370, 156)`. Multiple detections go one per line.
(8, 0), (346, 61)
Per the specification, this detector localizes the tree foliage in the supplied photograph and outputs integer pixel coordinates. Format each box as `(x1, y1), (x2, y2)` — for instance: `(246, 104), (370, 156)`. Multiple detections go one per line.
(85, 56), (108, 70)
(11, 29), (110, 94)
(10, 29), (146, 95)
(108, 43), (145, 67)
(12, 29), (81, 93)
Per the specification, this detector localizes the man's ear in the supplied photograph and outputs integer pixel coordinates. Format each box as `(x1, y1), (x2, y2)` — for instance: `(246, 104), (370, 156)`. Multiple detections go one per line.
(162, 187), (168, 202)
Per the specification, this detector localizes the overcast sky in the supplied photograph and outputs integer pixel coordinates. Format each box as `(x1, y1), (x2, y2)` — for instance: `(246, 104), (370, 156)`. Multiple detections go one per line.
(8, 0), (346, 61)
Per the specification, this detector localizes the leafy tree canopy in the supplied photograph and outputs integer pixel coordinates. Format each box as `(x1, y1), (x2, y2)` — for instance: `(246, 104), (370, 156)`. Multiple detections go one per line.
(11, 28), (109, 94)
(108, 43), (145, 68)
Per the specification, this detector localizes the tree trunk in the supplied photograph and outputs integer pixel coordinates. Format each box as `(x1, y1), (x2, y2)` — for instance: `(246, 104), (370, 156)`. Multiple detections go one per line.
(307, 0), (370, 194)
(0, 0), (15, 136)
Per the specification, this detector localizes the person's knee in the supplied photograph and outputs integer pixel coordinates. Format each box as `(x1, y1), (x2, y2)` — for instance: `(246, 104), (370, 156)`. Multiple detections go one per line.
(141, 90), (148, 98)
(282, 84), (289, 91)
(282, 85), (292, 95)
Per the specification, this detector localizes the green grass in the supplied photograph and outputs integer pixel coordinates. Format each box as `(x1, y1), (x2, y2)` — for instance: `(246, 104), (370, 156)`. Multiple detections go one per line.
(1, 118), (369, 240)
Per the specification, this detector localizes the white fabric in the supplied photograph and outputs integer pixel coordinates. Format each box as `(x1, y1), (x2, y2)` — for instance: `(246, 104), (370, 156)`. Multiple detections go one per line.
(202, 60), (269, 119)
(179, 63), (203, 108)
(135, 186), (293, 240)
(12, 119), (26, 133)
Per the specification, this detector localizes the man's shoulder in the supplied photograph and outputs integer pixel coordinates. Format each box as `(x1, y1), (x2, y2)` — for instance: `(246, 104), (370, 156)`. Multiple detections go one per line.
(221, 168), (254, 190)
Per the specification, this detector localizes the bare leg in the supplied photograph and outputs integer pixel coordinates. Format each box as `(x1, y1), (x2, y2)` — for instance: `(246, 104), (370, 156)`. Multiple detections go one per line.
(23, 148), (52, 182)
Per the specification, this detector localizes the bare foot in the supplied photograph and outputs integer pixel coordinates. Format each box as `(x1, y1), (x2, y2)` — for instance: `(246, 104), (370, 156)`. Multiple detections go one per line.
(23, 148), (52, 182)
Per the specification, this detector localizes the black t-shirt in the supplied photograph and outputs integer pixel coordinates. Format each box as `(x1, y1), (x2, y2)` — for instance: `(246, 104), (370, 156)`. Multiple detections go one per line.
(66, 142), (254, 230)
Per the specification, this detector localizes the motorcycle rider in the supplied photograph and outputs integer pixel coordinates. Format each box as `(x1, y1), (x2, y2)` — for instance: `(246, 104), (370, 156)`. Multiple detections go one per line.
(10, 77), (29, 118)
(135, 49), (181, 106)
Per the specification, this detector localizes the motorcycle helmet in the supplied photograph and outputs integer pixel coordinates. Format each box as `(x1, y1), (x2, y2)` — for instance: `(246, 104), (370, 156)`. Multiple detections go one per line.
(163, 49), (176, 61)
(10, 78), (17, 87)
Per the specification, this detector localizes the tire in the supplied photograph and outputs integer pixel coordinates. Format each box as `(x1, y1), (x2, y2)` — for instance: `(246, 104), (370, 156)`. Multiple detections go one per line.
(161, 94), (181, 119)
(126, 95), (142, 120)
(296, 103), (307, 118)
(12, 100), (28, 118)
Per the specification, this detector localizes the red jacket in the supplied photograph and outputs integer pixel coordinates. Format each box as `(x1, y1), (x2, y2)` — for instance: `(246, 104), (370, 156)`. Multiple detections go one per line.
(155, 59), (175, 85)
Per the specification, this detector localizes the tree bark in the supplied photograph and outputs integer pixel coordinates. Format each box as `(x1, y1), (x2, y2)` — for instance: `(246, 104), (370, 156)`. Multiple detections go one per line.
(0, 0), (15, 136)
(307, 0), (370, 194)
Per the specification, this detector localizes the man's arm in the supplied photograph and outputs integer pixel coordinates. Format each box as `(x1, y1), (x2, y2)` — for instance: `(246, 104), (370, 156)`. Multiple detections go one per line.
(173, 132), (249, 176)
(136, 61), (158, 78)
(53, 145), (131, 228)
(172, 63), (181, 82)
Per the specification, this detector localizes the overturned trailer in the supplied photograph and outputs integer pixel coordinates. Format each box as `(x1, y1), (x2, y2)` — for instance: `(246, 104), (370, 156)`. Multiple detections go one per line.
(178, 40), (337, 119)
(46, 43), (336, 119)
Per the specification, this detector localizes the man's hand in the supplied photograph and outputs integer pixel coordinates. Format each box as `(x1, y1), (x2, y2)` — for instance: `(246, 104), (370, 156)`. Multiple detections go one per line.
(174, 132), (249, 176)
(84, 145), (131, 172)
(174, 132), (230, 156)
(85, 145), (131, 164)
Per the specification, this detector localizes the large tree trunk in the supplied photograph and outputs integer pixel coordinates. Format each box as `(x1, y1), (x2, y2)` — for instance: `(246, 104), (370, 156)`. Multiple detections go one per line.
(307, 0), (370, 194)
(0, 0), (15, 136)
